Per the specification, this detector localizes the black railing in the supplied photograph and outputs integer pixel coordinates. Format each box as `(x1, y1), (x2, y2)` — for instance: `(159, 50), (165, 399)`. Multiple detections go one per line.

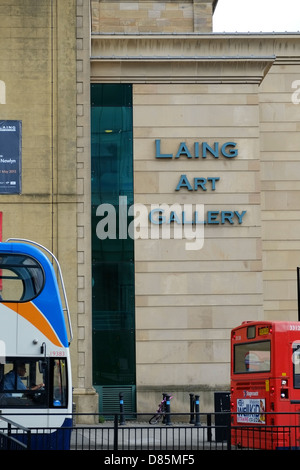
(2, 412), (300, 450)
(28, 413), (229, 451)
(68, 412), (300, 451)
(0, 415), (31, 450)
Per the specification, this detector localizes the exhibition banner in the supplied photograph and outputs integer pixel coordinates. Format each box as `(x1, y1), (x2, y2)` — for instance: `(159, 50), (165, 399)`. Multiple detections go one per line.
(0, 120), (22, 194)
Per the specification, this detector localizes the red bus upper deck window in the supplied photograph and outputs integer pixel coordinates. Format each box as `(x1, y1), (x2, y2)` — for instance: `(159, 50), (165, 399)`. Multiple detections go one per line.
(234, 340), (271, 374)
(293, 346), (300, 389)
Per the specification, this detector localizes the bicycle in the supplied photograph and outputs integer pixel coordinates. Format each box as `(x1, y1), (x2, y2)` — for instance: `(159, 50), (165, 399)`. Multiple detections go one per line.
(149, 395), (173, 424)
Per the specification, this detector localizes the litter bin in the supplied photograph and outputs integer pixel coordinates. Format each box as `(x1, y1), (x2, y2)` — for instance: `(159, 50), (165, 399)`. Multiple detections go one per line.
(214, 391), (230, 442)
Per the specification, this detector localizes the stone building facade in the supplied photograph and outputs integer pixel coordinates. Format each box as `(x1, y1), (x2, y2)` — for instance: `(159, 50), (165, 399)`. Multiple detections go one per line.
(82, 0), (300, 414)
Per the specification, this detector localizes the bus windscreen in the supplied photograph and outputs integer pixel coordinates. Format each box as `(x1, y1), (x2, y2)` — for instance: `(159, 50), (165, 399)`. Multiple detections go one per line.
(234, 340), (271, 373)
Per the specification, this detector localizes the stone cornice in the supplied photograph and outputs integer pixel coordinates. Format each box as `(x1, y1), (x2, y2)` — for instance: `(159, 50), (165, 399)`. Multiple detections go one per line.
(91, 33), (300, 59)
(91, 34), (300, 83)
(90, 60), (274, 84)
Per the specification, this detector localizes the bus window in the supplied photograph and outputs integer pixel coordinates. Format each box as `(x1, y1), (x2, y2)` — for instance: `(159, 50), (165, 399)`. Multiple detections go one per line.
(293, 346), (300, 389)
(52, 359), (68, 407)
(0, 358), (47, 407)
(234, 340), (271, 373)
(0, 254), (44, 302)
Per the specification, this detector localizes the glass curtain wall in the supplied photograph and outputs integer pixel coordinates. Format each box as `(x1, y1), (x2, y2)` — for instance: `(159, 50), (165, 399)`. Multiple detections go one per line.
(91, 84), (135, 406)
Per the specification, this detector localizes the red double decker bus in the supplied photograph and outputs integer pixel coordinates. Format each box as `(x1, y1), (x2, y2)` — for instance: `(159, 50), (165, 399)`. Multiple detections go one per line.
(231, 321), (300, 449)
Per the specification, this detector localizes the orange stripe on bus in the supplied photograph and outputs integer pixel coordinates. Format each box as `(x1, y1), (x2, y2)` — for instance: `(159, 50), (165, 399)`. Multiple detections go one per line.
(3, 302), (62, 348)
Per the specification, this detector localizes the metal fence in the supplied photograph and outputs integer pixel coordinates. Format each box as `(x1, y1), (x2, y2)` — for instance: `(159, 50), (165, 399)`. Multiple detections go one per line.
(69, 412), (300, 451)
(70, 414), (229, 451)
(2, 412), (300, 450)
(0, 416), (31, 450)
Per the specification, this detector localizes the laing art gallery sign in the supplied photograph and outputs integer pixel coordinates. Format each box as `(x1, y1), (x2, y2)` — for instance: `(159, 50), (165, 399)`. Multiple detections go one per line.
(95, 139), (247, 250)
(152, 139), (247, 226)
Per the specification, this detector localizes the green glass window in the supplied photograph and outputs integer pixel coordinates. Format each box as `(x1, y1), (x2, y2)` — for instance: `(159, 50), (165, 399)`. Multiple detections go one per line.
(91, 84), (135, 387)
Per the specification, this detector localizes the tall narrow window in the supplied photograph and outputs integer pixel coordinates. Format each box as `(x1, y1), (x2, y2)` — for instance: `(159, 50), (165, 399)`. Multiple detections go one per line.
(91, 85), (135, 397)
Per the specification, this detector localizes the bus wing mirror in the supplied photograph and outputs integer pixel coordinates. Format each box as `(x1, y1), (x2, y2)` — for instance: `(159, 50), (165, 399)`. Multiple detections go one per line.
(38, 360), (47, 374)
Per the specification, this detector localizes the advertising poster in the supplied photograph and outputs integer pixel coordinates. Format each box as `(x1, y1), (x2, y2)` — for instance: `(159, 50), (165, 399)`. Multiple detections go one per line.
(237, 398), (266, 424)
(0, 120), (22, 194)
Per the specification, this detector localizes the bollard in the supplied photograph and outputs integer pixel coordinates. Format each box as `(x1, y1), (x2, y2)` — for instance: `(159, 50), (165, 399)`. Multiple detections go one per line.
(189, 393), (195, 424)
(164, 393), (172, 426)
(72, 401), (76, 427)
(194, 394), (201, 427)
(119, 392), (126, 425)
(162, 393), (167, 424)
